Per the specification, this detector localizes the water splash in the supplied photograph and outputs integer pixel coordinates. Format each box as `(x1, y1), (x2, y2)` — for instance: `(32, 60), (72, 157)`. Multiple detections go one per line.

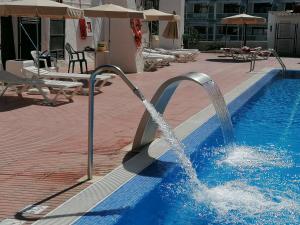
(203, 81), (234, 145)
(141, 78), (300, 224)
(142, 100), (299, 224)
(216, 145), (293, 170)
(194, 181), (300, 224)
(141, 79), (234, 201)
(142, 100), (207, 193)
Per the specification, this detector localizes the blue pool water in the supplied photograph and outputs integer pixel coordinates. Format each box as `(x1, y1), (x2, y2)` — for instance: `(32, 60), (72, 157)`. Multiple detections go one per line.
(74, 72), (300, 225)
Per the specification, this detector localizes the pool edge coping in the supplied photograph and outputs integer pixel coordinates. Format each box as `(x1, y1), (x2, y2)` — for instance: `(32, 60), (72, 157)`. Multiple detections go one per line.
(32, 67), (278, 225)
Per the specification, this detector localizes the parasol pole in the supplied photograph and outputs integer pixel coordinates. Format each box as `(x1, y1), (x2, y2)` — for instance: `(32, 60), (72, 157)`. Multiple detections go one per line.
(108, 17), (111, 63)
(150, 21), (153, 48)
(108, 17), (111, 50)
(244, 24), (247, 46)
(225, 24), (228, 48)
(36, 17), (40, 77)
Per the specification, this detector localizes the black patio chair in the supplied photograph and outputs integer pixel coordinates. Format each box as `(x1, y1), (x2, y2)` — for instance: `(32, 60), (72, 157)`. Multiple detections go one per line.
(65, 43), (88, 74)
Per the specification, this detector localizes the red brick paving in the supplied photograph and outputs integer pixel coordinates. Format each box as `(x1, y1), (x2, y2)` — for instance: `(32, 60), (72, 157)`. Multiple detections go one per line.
(0, 53), (299, 223)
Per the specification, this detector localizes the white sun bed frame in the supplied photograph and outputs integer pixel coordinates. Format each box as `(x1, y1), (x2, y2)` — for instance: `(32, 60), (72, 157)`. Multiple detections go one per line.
(142, 51), (176, 69)
(23, 66), (116, 95)
(153, 48), (198, 62)
(0, 70), (83, 105)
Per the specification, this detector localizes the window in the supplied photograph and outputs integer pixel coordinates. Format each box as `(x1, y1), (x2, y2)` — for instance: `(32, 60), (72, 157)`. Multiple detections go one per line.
(193, 3), (208, 13)
(285, 3), (296, 11)
(223, 4), (240, 13)
(251, 27), (267, 36)
(50, 20), (65, 59)
(142, 0), (159, 10)
(218, 26), (238, 35)
(253, 3), (272, 13)
(194, 26), (207, 34)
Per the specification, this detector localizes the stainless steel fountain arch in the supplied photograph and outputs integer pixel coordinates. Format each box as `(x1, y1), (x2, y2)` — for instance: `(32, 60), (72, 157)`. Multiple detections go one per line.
(88, 65), (145, 180)
(132, 72), (213, 151)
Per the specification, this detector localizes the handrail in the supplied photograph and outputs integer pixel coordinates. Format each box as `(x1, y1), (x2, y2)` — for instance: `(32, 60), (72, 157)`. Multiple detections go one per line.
(270, 49), (286, 75)
(249, 49), (286, 75)
(88, 65), (145, 180)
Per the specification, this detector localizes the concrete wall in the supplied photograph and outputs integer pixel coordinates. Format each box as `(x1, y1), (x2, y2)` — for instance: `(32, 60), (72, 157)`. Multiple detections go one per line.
(267, 13), (275, 50)
(101, 0), (143, 73)
(64, 0), (103, 55)
(159, 0), (185, 49)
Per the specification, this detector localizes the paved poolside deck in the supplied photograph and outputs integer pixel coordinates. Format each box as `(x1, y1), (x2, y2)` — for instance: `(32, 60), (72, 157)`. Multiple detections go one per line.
(0, 53), (299, 224)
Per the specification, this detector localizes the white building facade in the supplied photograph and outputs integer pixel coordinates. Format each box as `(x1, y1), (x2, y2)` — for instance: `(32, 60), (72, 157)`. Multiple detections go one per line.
(185, 0), (300, 50)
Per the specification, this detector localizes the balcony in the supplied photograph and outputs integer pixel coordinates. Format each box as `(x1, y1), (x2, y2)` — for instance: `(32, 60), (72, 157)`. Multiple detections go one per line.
(216, 12), (269, 20)
(216, 13), (239, 19)
(252, 13), (268, 19)
(185, 12), (269, 23)
(215, 34), (267, 41)
(185, 12), (209, 21)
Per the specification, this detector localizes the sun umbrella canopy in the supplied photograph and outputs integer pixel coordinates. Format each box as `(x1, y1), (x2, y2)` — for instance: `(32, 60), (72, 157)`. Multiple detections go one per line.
(143, 9), (177, 21)
(84, 3), (143, 18)
(0, 0), (83, 19)
(163, 21), (178, 39)
(221, 13), (266, 25)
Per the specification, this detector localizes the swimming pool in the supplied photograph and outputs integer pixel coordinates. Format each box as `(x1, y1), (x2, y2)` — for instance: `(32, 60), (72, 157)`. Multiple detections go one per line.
(36, 69), (300, 225)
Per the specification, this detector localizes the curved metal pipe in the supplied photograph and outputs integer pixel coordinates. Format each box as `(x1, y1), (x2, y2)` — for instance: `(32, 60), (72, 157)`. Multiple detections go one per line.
(88, 65), (145, 180)
(132, 72), (213, 151)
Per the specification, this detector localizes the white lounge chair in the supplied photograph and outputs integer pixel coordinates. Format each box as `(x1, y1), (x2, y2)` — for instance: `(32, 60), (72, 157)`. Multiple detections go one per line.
(153, 48), (197, 62)
(142, 51), (176, 69)
(23, 65), (116, 95)
(31, 50), (58, 72)
(0, 70), (82, 105)
(144, 58), (165, 72)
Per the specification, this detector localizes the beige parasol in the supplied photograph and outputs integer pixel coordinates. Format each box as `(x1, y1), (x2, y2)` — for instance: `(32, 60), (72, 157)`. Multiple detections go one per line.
(0, 0), (83, 19)
(84, 4), (144, 50)
(221, 13), (266, 25)
(143, 9), (175, 21)
(143, 9), (178, 47)
(162, 15), (180, 39)
(162, 20), (179, 49)
(84, 3), (144, 19)
(221, 13), (266, 46)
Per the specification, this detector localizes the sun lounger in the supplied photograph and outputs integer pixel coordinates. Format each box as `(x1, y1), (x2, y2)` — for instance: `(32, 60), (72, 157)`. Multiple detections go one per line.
(0, 70), (82, 105)
(144, 58), (165, 72)
(220, 48), (231, 57)
(175, 48), (199, 54)
(144, 48), (194, 63)
(154, 48), (198, 62)
(251, 48), (272, 60)
(228, 47), (256, 61)
(142, 51), (176, 62)
(223, 46), (271, 62)
(23, 66), (116, 95)
(142, 51), (176, 69)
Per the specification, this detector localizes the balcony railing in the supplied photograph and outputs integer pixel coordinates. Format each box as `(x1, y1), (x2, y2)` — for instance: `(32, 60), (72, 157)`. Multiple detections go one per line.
(185, 13), (209, 20)
(216, 13), (239, 19)
(186, 12), (269, 22)
(184, 33), (267, 42)
(252, 13), (268, 19)
(215, 34), (267, 41)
